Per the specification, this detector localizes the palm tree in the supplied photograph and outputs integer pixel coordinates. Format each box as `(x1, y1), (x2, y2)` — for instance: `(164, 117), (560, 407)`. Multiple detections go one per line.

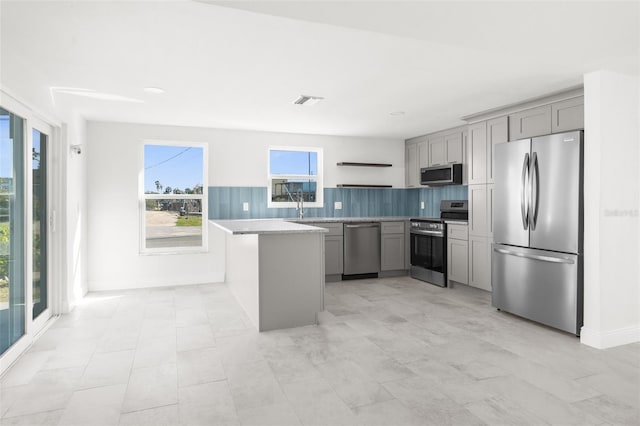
(154, 180), (162, 193)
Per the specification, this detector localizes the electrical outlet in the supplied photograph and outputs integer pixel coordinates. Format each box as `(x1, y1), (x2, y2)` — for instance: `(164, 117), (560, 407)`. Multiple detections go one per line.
(334, 201), (342, 210)
(420, 201), (425, 209)
(243, 202), (249, 212)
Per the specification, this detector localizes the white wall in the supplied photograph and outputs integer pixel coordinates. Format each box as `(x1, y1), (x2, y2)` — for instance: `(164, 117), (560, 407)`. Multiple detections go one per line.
(86, 121), (404, 291)
(582, 70), (640, 348)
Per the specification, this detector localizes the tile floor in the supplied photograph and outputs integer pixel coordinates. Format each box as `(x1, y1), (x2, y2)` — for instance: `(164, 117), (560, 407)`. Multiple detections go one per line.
(0, 276), (639, 425)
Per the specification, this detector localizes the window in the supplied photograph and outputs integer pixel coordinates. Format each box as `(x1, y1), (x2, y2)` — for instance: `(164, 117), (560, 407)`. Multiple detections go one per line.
(141, 141), (207, 253)
(268, 147), (323, 208)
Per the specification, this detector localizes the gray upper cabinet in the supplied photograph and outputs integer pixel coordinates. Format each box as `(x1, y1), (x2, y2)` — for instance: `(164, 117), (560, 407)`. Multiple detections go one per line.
(468, 184), (488, 237)
(429, 131), (463, 167)
(509, 105), (552, 141)
(428, 135), (446, 166)
(418, 140), (429, 170)
(467, 122), (487, 184)
(444, 131), (464, 164)
(486, 116), (509, 184)
(405, 143), (419, 187)
(552, 96), (584, 133)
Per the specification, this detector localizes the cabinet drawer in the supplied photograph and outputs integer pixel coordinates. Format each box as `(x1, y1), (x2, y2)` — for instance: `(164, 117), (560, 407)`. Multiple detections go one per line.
(381, 221), (405, 234)
(447, 224), (468, 241)
(307, 222), (343, 236)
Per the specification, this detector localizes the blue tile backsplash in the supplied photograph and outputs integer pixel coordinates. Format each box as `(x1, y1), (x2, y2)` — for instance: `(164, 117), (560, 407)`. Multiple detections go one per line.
(208, 186), (467, 220)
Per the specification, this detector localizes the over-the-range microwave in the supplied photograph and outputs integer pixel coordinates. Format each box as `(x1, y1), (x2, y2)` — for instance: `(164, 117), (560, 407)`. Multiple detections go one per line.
(420, 163), (463, 186)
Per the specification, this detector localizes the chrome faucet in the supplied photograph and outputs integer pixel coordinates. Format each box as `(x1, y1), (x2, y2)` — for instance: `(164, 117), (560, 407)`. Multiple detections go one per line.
(296, 189), (305, 219)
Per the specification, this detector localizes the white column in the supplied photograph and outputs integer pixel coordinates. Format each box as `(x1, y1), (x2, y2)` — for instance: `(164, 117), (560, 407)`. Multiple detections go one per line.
(581, 70), (640, 348)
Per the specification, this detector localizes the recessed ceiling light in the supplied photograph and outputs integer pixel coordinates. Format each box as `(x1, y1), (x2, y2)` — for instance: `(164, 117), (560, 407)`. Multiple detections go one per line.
(389, 111), (405, 116)
(293, 95), (324, 106)
(50, 87), (143, 103)
(144, 87), (165, 94)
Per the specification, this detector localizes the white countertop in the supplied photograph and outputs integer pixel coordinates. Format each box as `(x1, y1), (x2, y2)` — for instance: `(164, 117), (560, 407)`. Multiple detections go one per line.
(211, 219), (328, 235)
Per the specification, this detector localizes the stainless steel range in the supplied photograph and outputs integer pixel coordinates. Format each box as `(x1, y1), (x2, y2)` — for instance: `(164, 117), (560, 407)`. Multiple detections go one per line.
(410, 200), (468, 287)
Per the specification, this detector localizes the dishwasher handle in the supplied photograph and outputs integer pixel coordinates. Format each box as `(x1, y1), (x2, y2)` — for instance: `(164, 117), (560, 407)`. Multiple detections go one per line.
(344, 223), (380, 229)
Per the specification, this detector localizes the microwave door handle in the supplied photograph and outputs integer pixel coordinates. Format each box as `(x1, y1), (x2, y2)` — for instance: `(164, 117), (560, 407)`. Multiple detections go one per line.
(529, 152), (539, 231)
(521, 153), (529, 230)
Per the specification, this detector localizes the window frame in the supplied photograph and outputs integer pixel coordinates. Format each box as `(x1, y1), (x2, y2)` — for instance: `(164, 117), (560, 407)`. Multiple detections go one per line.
(267, 146), (323, 209)
(140, 139), (208, 255)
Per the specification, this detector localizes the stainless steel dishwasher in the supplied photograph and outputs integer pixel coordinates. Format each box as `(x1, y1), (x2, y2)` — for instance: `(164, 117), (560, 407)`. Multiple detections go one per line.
(343, 222), (380, 279)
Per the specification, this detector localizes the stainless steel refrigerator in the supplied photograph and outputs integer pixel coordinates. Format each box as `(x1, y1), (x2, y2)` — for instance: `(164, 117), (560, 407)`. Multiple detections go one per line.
(492, 130), (583, 335)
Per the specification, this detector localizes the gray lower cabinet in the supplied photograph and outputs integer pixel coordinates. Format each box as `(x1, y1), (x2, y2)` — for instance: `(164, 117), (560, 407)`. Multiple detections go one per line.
(381, 221), (406, 271)
(325, 235), (344, 275)
(469, 235), (491, 291)
(305, 222), (344, 277)
(447, 224), (468, 285)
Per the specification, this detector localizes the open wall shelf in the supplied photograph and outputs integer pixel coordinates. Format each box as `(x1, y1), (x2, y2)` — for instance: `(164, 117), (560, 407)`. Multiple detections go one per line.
(336, 184), (393, 188)
(336, 162), (392, 167)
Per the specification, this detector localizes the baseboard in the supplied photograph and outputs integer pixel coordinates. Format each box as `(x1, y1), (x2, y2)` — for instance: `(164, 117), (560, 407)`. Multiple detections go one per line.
(378, 270), (409, 278)
(88, 277), (224, 292)
(580, 324), (640, 349)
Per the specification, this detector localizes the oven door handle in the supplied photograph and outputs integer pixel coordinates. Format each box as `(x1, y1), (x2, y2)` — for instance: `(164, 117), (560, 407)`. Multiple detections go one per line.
(410, 229), (444, 237)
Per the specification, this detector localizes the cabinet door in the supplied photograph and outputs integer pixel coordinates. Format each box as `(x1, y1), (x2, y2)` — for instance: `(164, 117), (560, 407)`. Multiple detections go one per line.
(552, 97), (584, 133)
(486, 116), (508, 184)
(448, 238), (469, 285)
(444, 131), (463, 164)
(405, 143), (419, 187)
(487, 184), (494, 239)
(325, 235), (344, 275)
(381, 234), (405, 271)
(468, 184), (488, 237)
(428, 135), (446, 166)
(418, 140), (429, 170)
(469, 235), (491, 291)
(467, 122), (487, 184)
(509, 105), (552, 140)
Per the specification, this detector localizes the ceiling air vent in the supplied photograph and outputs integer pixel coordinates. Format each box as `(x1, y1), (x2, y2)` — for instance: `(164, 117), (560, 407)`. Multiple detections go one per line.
(293, 95), (324, 106)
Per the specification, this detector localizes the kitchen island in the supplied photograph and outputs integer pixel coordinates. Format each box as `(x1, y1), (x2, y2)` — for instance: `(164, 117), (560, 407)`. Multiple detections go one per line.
(210, 219), (327, 332)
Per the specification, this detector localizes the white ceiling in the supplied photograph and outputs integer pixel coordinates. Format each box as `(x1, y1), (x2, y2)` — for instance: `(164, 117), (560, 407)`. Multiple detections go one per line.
(1, 1), (638, 139)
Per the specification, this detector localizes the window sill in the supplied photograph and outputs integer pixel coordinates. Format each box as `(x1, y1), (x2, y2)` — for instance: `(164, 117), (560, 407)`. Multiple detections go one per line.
(139, 248), (209, 256)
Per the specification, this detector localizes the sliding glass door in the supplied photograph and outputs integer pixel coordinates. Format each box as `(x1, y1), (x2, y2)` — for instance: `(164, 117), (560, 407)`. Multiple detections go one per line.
(0, 104), (54, 363)
(0, 107), (26, 355)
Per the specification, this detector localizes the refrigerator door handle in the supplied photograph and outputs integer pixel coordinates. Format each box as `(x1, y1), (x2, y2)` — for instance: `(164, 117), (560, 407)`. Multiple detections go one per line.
(521, 153), (529, 230)
(493, 247), (575, 264)
(529, 152), (539, 230)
